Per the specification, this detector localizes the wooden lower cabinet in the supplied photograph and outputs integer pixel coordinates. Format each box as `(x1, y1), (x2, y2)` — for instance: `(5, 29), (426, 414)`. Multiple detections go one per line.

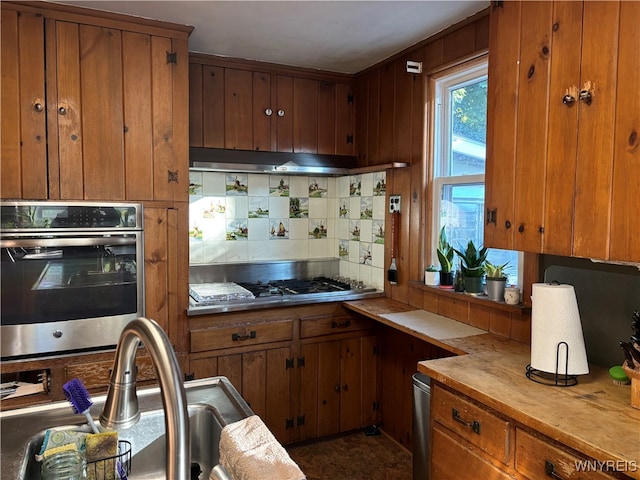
(189, 304), (379, 445)
(299, 335), (377, 440)
(430, 382), (622, 480)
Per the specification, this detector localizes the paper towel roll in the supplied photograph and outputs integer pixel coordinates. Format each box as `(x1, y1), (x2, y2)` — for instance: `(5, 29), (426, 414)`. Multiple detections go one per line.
(531, 283), (589, 375)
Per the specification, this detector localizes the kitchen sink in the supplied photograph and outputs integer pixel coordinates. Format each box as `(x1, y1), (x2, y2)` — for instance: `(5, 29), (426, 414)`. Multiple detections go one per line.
(0, 376), (253, 480)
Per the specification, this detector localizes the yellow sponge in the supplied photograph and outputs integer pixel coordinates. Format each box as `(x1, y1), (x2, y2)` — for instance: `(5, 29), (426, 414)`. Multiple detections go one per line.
(85, 431), (118, 480)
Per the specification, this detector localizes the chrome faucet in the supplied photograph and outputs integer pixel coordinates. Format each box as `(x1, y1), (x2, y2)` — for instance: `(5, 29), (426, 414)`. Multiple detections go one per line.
(100, 317), (190, 480)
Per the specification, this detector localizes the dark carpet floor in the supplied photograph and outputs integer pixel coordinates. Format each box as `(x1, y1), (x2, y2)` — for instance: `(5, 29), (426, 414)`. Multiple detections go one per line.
(287, 431), (412, 480)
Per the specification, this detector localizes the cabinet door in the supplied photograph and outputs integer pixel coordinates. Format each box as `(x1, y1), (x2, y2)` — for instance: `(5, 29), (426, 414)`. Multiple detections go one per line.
(317, 81), (336, 155)
(335, 83), (355, 156)
(339, 337), (362, 432)
(542, 1), (583, 256)
(484, 1), (521, 250)
(512, 1), (553, 253)
(252, 71), (273, 151)
(317, 341), (341, 437)
(1, 9), (47, 199)
(224, 68), (253, 150)
(202, 65), (225, 148)
(265, 347), (292, 443)
(609, 1), (640, 262)
(293, 77), (318, 153)
(572, 1), (620, 259)
(275, 75), (294, 152)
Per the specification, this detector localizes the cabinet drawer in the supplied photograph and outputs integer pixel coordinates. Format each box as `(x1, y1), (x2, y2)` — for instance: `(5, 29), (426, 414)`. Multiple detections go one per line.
(432, 384), (511, 465)
(190, 319), (293, 352)
(65, 355), (156, 390)
(300, 313), (372, 338)
(515, 428), (617, 480)
(431, 424), (516, 480)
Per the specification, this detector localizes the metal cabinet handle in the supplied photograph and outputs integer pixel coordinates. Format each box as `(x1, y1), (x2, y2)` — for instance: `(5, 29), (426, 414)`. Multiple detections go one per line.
(58, 106), (67, 115)
(342, 384), (349, 391)
(231, 331), (256, 341)
(334, 385), (341, 393)
(331, 319), (351, 329)
(265, 108), (273, 116)
(518, 224), (525, 233)
(277, 109), (285, 117)
(578, 89), (592, 105)
(34, 102), (44, 112)
(544, 460), (564, 479)
(452, 408), (480, 434)
(562, 94), (575, 105)
(505, 220), (511, 229)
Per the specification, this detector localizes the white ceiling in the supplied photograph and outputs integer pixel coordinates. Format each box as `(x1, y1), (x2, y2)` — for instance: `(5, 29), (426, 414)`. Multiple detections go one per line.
(54, 1), (489, 74)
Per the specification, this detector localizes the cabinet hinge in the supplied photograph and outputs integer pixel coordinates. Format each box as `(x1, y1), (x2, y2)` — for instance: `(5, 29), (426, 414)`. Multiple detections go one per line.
(168, 170), (179, 184)
(492, 0), (504, 8)
(296, 415), (305, 426)
(285, 358), (295, 369)
(297, 356), (305, 368)
(346, 134), (354, 145)
(285, 418), (294, 429)
(347, 93), (354, 104)
(166, 51), (177, 64)
(486, 208), (497, 225)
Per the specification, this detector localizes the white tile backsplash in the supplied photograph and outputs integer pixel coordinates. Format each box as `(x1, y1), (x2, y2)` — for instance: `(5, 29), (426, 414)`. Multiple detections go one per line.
(190, 171), (386, 288)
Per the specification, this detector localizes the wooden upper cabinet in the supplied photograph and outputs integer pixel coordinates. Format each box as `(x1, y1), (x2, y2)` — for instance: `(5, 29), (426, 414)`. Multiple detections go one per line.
(1, 9), (47, 200)
(0, 2), (190, 202)
(188, 57), (355, 156)
(485, 0), (637, 262)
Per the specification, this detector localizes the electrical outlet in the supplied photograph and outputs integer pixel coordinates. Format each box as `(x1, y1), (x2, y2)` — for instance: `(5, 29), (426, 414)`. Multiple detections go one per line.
(389, 195), (401, 213)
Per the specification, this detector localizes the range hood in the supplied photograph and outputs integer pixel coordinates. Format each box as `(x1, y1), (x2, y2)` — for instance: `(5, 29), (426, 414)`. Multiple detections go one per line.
(190, 147), (358, 176)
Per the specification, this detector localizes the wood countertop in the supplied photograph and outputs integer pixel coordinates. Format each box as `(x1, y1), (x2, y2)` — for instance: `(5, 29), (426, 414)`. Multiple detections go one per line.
(343, 297), (640, 480)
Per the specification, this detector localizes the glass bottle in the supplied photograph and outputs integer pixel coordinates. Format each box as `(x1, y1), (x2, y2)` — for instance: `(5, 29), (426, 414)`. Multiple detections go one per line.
(454, 268), (465, 292)
(41, 450), (86, 480)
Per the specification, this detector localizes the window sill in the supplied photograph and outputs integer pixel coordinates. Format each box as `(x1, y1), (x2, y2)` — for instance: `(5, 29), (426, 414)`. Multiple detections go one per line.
(408, 280), (531, 315)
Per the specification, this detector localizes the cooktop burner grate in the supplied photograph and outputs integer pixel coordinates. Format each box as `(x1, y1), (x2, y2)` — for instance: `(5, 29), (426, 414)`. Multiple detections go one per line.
(237, 277), (353, 297)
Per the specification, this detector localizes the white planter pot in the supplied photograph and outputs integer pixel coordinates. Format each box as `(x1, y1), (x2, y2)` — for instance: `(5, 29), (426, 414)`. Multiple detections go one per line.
(424, 271), (439, 286)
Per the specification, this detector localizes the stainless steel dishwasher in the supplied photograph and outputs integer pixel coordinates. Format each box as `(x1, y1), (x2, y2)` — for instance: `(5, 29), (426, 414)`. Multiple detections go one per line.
(412, 372), (431, 480)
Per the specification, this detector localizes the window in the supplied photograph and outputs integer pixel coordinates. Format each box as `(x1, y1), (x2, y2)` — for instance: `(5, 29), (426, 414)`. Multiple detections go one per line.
(431, 58), (521, 286)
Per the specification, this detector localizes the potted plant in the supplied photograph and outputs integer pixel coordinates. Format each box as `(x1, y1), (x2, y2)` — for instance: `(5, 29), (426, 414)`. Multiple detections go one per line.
(436, 226), (455, 288)
(454, 240), (488, 294)
(484, 260), (509, 301)
(424, 265), (439, 286)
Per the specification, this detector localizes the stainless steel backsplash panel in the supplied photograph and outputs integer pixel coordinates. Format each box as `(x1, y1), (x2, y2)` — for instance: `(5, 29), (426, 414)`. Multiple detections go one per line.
(190, 258), (341, 284)
(543, 261), (640, 369)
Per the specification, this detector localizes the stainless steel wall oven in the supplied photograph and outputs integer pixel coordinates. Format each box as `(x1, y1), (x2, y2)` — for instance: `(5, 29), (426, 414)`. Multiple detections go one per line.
(1, 201), (144, 359)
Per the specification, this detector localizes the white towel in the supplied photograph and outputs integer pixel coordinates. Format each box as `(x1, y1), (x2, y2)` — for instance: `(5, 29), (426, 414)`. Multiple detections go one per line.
(216, 415), (305, 480)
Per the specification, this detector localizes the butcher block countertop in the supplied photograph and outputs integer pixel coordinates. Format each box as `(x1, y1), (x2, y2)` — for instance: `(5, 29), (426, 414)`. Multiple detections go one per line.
(343, 297), (640, 479)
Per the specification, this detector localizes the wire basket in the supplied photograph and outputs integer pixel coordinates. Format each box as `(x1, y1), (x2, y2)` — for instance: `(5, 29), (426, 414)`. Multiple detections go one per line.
(85, 440), (131, 480)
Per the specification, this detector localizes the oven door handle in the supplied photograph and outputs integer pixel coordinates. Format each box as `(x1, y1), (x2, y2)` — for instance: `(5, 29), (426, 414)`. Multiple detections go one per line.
(1, 235), (137, 249)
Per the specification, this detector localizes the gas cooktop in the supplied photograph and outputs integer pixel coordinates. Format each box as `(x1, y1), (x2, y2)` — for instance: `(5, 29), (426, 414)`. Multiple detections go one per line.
(238, 277), (354, 297)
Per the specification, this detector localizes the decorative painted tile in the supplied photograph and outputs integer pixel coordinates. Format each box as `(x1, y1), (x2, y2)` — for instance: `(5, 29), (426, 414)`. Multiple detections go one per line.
(360, 197), (373, 219)
(226, 219), (248, 240)
(308, 177), (328, 197)
(189, 171), (203, 197)
(225, 174), (248, 195)
(289, 197), (309, 218)
(373, 172), (386, 196)
(373, 221), (385, 244)
(350, 220), (360, 241)
(360, 242), (373, 266)
(349, 175), (361, 196)
(269, 176), (290, 196)
(248, 197), (269, 218)
(309, 219), (327, 239)
(270, 219), (289, 239)
(202, 197), (226, 218)
(338, 198), (349, 218)
(338, 239), (349, 258)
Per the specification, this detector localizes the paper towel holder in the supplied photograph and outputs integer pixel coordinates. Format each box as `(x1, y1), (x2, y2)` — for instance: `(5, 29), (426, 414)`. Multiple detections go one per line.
(526, 341), (579, 387)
